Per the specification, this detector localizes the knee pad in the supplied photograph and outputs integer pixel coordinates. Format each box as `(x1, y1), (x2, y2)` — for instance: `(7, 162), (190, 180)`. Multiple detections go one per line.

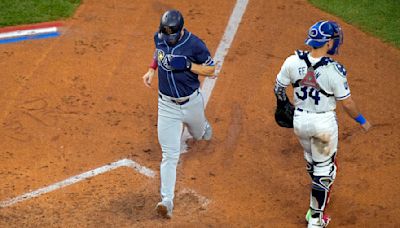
(313, 152), (337, 179)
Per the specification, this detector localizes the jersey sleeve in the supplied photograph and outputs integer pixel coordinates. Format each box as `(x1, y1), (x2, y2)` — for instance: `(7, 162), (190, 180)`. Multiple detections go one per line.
(331, 63), (351, 100)
(276, 56), (293, 87)
(193, 39), (215, 66)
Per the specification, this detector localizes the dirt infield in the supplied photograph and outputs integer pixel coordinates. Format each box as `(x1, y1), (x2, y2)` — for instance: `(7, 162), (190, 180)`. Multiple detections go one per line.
(1, 0), (399, 227)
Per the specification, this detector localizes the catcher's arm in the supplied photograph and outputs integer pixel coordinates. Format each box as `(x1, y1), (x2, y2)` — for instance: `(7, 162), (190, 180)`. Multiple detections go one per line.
(274, 81), (289, 103)
(339, 97), (371, 131)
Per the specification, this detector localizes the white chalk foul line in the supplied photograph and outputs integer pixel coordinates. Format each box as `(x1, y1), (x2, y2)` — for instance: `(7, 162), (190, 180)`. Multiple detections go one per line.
(202, 0), (249, 106)
(181, 0), (249, 152)
(0, 159), (155, 208)
(0, 27), (58, 39)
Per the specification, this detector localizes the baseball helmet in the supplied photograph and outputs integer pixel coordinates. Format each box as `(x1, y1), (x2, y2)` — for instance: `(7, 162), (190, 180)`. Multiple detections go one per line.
(158, 10), (184, 45)
(305, 20), (343, 55)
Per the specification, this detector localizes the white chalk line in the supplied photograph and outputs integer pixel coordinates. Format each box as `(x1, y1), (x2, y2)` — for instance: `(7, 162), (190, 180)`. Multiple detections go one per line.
(181, 0), (249, 153)
(0, 27), (58, 39)
(0, 0), (249, 209)
(0, 159), (155, 208)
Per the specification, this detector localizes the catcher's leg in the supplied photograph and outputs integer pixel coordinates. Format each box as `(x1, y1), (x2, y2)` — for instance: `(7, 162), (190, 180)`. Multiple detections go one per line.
(293, 111), (314, 179)
(308, 112), (338, 227)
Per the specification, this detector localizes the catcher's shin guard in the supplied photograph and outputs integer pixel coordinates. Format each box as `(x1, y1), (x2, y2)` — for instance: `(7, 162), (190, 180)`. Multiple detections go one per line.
(309, 154), (337, 219)
(310, 175), (333, 215)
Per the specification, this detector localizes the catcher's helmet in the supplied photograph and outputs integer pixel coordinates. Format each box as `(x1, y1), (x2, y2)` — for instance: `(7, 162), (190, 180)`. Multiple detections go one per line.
(305, 20), (343, 55)
(158, 10), (184, 45)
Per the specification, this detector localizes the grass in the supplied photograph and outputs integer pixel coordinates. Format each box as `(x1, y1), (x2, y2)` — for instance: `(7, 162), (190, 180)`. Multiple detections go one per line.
(0, 0), (81, 27)
(309, 0), (400, 48)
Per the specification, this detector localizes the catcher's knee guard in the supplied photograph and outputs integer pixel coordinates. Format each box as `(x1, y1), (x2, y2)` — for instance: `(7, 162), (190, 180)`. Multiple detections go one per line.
(309, 153), (337, 217)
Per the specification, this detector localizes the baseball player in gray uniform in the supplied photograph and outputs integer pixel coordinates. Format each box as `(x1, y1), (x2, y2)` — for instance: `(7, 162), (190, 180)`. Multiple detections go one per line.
(274, 20), (371, 227)
(142, 10), (215, 219)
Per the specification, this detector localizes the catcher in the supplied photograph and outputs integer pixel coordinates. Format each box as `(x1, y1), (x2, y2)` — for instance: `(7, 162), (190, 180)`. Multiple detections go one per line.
(273, 20), (371, 227)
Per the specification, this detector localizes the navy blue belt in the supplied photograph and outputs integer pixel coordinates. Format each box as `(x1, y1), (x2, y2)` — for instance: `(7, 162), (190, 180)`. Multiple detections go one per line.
(297, 108), (328, 114)
(159, 94), (190, 105)
(158, 90), (199, 105)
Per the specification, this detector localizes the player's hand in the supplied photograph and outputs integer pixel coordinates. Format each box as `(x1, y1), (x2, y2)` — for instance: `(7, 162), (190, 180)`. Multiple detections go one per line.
(170, 56), (191, 71)
(361, 120), (372, 132)
(143, 68), (155, 88)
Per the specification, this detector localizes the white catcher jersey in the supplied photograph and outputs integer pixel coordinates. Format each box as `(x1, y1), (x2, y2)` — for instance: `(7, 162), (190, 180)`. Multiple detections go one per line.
(276, 51), (350, 112)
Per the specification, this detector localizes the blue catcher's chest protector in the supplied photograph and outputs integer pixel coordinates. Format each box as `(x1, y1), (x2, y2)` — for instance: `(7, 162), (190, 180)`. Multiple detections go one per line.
(154, 29), (213, 98)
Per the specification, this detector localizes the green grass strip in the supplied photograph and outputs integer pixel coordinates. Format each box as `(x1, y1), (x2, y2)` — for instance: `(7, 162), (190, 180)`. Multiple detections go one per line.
(0, 0), (81, 27)
(309, 0), (400, 48)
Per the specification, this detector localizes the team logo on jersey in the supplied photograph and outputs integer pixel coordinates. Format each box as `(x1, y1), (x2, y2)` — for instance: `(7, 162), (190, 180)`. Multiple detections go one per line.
(156, 49), (173, 71)
(334, 62), (347, 77)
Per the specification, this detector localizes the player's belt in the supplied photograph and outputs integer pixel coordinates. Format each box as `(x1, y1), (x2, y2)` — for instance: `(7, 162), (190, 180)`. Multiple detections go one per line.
(296, 108), (329, 114)
(158, 90), (199, 105)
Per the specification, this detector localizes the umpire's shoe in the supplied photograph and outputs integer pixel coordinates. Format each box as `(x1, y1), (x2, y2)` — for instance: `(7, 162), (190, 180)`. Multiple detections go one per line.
(156, 201), (173, 219)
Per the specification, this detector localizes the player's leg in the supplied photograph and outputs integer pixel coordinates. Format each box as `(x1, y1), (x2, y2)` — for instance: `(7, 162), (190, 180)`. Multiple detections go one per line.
(183, 91), (212, 140)
(294, 112), (318, 223)
(293, 112), (314, 179)
(308, 112), (338, 227)
(157, 98), (184, 218)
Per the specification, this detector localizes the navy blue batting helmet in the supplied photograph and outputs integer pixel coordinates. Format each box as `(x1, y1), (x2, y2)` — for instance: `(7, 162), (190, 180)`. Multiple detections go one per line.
(305, 20), (343, 55)
(158, 10), (184, 45)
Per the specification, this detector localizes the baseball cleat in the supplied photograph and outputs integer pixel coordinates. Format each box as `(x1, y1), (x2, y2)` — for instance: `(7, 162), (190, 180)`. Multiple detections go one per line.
(202, 122), (212, 140)
(305, 209), (312, 222)
(307, 214), (331, 228)
(156, 201), (173, 219)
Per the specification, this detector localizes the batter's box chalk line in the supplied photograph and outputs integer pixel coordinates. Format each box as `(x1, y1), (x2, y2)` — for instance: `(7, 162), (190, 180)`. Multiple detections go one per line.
(181, 0), (249, 154)
(0, 158), (210, 209)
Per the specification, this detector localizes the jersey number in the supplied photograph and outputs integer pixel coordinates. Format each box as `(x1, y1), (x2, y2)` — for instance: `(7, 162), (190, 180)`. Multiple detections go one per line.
(296, 87), (321, 105)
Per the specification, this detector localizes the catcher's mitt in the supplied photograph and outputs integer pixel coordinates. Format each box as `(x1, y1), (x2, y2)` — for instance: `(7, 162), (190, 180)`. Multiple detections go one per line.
(274, 98), (294, 128)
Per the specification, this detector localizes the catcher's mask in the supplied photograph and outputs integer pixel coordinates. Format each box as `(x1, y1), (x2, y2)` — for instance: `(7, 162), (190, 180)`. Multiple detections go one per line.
(158, 10), (184, 45)
(305, 20), (343, 55)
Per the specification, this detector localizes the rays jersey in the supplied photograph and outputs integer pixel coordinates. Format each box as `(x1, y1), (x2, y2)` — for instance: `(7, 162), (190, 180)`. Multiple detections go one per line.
(276, 50), (350, 113)
(154, 29), (214, 98)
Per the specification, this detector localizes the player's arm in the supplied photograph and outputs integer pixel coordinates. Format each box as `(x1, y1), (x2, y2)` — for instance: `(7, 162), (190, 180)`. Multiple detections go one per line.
(332, 63), (371, 131)
(189, 40), (216, 77)
(169, 55), (215, 76)
(274, 56), (293, 102)
(339, 97), (371, 131)
(190, 63), (215, 76)
(143, 50), (158, 88)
